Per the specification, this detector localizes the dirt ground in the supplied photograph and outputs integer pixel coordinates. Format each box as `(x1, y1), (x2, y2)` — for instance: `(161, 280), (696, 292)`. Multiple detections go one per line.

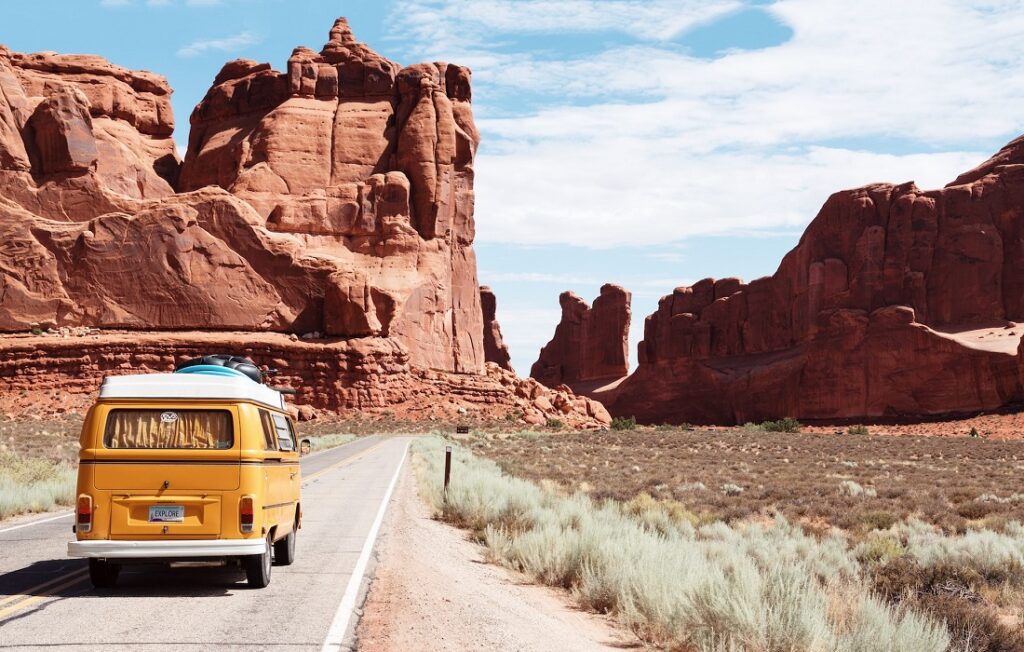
(471, 427), (1024, 535)
(356, 463), (639, 652)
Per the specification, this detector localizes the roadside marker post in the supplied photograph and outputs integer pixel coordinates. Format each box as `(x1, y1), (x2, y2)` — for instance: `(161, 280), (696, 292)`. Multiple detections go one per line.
(443, 446), (452, 497)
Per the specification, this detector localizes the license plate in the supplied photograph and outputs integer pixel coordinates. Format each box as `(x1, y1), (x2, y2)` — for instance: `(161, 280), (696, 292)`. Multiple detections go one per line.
(149, 505), (184, 523)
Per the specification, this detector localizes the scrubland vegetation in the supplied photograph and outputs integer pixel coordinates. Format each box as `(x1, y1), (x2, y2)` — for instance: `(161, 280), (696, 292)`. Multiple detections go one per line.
(0, 452), (76, 520)
(0, 415), (80, 520)
(418, 428), (1024, 651)
(304, 433), (356, 452)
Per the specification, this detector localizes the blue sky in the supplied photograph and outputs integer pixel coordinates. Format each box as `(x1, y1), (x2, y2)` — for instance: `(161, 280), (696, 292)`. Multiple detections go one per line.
(4, 1), (1024, 375)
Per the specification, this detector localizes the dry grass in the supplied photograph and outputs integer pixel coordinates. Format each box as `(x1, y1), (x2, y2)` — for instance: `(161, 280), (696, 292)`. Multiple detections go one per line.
(413, 437), (952, 652)
(460, 427), (1024, 650)
(473, 428), (1024, 534)
(304, 433), (356, 452)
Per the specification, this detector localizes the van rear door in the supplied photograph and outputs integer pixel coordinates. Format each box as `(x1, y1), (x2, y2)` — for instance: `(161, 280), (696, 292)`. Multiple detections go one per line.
(91, 407), (240, 537)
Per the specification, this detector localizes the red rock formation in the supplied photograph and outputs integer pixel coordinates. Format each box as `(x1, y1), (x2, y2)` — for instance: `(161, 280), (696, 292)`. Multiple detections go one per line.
(480, 286), (512, 371)
(0, 331), (610, 428)
(0, 19), (605, 427)
(0, 19), (482, 373)
(598, 136), (1024, 424)
(531, 284), (630, 387)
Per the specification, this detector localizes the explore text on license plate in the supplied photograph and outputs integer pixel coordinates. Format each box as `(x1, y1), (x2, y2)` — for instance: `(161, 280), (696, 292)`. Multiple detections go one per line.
(149, 505), (184, 522)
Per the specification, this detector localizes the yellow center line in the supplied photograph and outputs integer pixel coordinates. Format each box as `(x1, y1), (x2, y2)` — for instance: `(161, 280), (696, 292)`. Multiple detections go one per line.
(0, 439), (388, 623)
(302, 440), (387, 484)
(0, 570), (90, 621)
(0, 569), (90, 608)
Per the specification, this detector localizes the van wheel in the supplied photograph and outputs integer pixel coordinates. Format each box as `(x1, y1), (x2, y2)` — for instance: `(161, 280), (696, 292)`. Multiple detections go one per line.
(88, 559), (120, 589)
(273, 523), (296, 566)
(245, 533), (272, 588)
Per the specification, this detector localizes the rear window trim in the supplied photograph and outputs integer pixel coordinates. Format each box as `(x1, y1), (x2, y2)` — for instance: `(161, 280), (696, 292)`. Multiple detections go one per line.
(102, 407), (236, 450)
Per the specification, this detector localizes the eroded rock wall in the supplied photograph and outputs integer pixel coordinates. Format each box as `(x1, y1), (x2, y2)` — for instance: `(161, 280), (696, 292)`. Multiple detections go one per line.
(531, 284), (630, 387)
(0, 19), (484, 375)
(601, 137), (1024, 424)
(480, 286), (512, 371)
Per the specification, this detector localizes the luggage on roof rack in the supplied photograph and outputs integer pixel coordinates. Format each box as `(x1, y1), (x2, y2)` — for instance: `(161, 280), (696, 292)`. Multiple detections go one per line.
(175, 354), (264, 384)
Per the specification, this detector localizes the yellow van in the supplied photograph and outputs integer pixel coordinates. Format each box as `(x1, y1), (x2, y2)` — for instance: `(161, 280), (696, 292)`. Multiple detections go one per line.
(68, 356), (302, 589)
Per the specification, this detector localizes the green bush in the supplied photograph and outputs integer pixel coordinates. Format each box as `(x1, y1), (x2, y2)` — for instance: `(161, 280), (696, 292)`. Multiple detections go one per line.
(0, 452), (77, 520)
(760, 417), (801, 433)
(545, 417), (564, 430)
(610, 416), (637, 431)
(847, 424), (870, 435)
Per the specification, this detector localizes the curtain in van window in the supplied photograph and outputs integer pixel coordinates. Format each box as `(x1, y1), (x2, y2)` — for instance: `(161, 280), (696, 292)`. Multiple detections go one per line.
(104, 410), (233, 449)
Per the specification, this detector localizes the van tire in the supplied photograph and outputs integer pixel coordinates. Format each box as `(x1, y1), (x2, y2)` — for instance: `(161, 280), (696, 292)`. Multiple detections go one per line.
(273, 524), (296, 566)
(88, 559), (120, 589)
(245, 533), (272, 588)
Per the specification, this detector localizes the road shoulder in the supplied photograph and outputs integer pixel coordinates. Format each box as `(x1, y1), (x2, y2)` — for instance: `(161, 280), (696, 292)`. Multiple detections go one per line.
(355, 462), (639, 651)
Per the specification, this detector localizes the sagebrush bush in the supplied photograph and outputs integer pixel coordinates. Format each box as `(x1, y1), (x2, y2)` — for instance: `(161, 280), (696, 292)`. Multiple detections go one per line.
(847, 424), (870, 435)
(610, 416), (637, 431)
(0, 451), (77, 519)
(840, 480), (877, 498)
(411, 437), (949, 652)
(760, 417), (801, 433)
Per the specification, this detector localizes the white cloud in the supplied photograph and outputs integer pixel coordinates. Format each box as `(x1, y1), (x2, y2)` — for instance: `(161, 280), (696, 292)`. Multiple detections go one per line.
(389, 0), (1024, 248)
(480, 271), (601, 285)
(176, 31), (259, 58)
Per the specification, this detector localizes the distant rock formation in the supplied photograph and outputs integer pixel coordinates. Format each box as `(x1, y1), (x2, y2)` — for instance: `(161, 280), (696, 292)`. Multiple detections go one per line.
(531, 284), (630, 387)
(480, 286), (512, 371)
(583, 135), (1024, 424)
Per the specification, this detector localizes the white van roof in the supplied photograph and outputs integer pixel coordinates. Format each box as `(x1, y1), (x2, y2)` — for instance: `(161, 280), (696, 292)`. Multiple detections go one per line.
(99, 373), (286, 410)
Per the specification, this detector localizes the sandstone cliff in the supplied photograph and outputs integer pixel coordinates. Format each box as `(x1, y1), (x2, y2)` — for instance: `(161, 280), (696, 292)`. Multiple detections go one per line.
(580, 136), (1024, 424)
(0, 19), (609, 427)
(531, 284), (630, 387)
(480, 286), (512, 371)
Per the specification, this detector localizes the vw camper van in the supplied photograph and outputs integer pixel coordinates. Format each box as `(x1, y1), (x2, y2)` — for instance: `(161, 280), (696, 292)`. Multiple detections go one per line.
(68, 356), (302, 589)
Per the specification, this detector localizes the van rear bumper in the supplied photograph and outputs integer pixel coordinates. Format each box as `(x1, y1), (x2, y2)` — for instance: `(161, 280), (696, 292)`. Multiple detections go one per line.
(68, 539), (265, 559)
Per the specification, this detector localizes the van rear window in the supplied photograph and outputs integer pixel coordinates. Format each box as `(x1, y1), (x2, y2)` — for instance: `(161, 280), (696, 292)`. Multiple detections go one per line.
(104, 409), (234, 449)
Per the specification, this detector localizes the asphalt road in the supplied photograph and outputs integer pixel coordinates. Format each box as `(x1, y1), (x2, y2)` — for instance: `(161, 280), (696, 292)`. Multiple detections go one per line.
(0, 435), (410, 651)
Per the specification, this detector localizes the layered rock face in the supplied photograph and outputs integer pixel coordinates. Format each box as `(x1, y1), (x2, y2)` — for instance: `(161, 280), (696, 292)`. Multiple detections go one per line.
(0, 19), (606, 427)
(0, 331), (610, 428)
(0, 19), (482, 374)
(480, 286), (512, 371)
(598, 136), (1024, 424)
(176, 18), (482, 372)
(531, 284), (631, 387)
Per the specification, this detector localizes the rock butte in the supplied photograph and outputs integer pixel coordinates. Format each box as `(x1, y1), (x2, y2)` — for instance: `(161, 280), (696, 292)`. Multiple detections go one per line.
(0, 19), (609, 427)
(531, 284), (631, 388)
(534, 136), (1024, 425)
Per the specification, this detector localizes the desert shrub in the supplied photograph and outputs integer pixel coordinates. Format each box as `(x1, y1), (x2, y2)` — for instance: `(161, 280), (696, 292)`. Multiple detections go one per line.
(956, 499), (996, 520)
(870, 555), (1024, 652)
(840, 480), (878, 498)
(856, 535), (905, 565)
(760, 417), (801, 433)
(545, 417), (564, 430)
(847, 424), (870, 435)
(411, 437), (949, 652)
(969, 426), (980, 438)
(0, 451), (77, 519)
(861, 510), (899, 531)
(894, 519), (1024, 584)
(304, 433), (355, 452)
(721, 483), (744, 496)
(610, 416), (637, 431)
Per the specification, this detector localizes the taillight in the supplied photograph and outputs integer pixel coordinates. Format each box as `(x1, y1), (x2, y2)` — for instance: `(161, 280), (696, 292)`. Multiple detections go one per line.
(240, 496), (255, 533)
(77, 495), (93, 534)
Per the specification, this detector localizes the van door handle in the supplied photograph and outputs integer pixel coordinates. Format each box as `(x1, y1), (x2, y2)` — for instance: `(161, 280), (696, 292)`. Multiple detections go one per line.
(266, 457), (282, 463)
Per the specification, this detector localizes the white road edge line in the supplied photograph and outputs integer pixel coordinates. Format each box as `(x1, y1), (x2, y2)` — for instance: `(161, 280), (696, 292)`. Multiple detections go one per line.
(0, 511), (73, 535)
(320, 440), (409, 652)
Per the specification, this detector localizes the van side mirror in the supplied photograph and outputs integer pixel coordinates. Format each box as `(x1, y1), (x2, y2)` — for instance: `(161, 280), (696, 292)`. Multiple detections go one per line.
(299, 439), (311, 456)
